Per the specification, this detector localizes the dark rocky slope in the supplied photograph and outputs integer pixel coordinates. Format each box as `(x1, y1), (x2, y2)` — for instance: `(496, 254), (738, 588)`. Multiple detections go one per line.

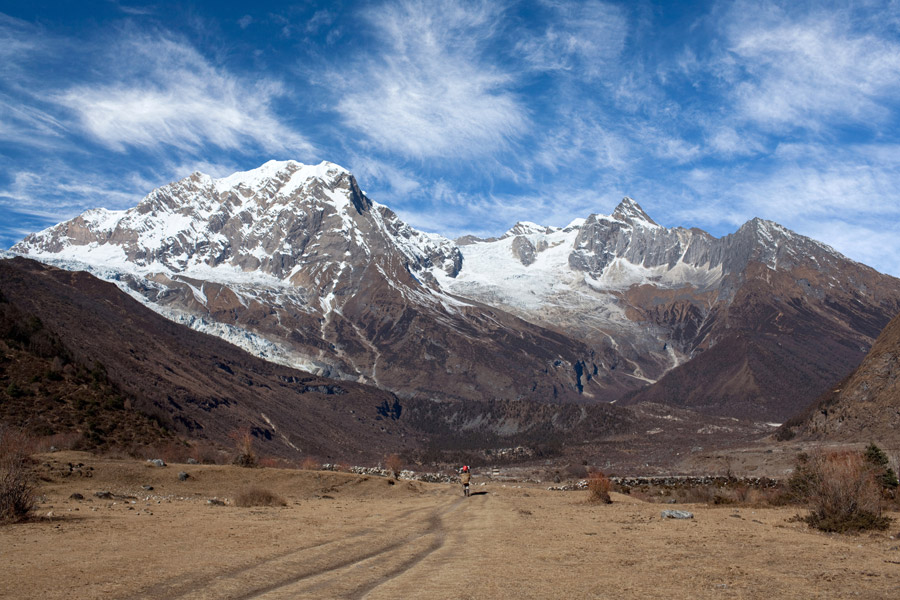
(778, 309), (900, 445)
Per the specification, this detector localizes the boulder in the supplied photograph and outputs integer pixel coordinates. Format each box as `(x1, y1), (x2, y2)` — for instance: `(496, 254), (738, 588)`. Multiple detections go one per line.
(661, 509), (694, 519)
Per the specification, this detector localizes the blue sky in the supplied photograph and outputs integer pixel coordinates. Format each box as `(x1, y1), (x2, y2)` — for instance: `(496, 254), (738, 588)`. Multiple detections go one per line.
(2, 1), (900, 276)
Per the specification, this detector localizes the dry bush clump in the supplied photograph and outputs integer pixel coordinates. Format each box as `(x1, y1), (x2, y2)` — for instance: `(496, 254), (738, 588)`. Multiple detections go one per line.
(1, 427), (36, 523)
(798, 450), (892, 533)
(587, 471), (612, 504)
(384, 453), (403, 478)
(234, 487), (287, 508)
(230, 428), (257, 468)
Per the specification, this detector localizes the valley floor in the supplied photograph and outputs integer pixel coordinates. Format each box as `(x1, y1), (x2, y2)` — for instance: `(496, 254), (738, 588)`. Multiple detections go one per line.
(2, 453), (899, 599)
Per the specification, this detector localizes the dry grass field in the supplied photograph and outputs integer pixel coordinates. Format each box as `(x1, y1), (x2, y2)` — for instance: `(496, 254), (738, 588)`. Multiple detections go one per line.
(2, 452), (900, 599)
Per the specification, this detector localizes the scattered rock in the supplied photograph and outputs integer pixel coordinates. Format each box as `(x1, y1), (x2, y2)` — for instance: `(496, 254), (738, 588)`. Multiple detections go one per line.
(187, 458), (198, 465)
(207, 499), (226, 506)
(69, 493), (84, 500)
(94, 491), (114, 499)
(548, 480), (588, 491)
(661, 510), (694, 519)
(142, 485), (154, 491)
(178, 471), (189, 481)
(147, 459), (166, 467)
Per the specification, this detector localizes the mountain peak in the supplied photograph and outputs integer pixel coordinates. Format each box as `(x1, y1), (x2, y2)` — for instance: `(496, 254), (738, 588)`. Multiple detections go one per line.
(503, 221), (556, 237)
(612, 197), (658, 227)
(213, 160), (349, 194)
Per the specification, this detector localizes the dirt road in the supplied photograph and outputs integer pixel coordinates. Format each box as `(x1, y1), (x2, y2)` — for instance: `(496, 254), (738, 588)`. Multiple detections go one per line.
(2, 453), (899, 599)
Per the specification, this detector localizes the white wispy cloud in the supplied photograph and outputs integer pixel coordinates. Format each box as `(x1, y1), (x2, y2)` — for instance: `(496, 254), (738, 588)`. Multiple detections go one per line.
(516, 0), (628, 79)
(0, 165), (144, 217)
(56, 33), (315, 157)
(731, 148), (900, 220)
(532, 114), (632, 173)
(703, 126), (765, 157)
(721, 2), (900, 131)
(0, 97), (67, 149)
(347, 156), (423, 198)
(802, 220), (900, 276)
(330, 0), (528, 160)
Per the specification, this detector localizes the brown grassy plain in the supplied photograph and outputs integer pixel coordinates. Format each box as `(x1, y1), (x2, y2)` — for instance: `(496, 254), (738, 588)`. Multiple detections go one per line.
(2, 452), (899, 599)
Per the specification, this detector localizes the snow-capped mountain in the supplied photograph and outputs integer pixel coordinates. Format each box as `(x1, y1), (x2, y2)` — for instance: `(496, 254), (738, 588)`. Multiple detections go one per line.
(14, 161), (624, 404)
(14, 160), (900, 420)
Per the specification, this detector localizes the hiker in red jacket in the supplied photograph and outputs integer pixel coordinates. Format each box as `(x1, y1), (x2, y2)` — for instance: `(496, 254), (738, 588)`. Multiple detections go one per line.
(460, 465), (471, 497)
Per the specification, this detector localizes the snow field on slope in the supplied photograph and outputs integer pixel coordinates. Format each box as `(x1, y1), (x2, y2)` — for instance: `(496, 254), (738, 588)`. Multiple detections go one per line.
(438, 227), (590, 312)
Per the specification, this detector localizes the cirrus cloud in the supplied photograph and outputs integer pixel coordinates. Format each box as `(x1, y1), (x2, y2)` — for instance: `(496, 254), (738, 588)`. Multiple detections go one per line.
(330, 1), (528, 160)
(57, 34), (315, 157)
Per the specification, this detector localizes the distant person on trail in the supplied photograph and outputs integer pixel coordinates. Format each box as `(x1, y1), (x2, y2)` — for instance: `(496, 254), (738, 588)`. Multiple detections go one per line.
(460, 465), (471, 497)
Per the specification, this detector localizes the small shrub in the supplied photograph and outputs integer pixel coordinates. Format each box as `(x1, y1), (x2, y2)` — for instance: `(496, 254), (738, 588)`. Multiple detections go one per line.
(587, 470), (612, 504)
(864, 443), (899, 491)
(6, 383), (26, 398)
(784, 452), (816, 504)
(1, 427), (36, 523)
(234, 487), (286, 507)
(802, 450), (892, 533)
(230, 428), (257, 468)
(384, 453), (404, 478)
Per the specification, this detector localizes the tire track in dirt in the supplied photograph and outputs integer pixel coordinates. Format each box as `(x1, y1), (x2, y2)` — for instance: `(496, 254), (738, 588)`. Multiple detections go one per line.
(130, 503), (438, 600)
(240, 496), (466, 599)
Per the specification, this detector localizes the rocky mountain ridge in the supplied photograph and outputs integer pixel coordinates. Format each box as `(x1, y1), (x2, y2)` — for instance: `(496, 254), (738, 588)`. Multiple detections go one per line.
(13, 160), (900, 422)
(14, 161), (621, 405)
(8, 256), (721, 465)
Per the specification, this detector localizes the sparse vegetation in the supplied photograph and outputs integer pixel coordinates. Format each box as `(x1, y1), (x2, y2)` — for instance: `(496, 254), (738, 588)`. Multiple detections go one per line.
(863, 443), (899, 492)
(384, 453), (403, 478)
(587, 470), (612, 504)
(230, 428), (257, 468)
(0, 300), (175, 454)
(234, 487), (286, 507)
(0, 427), (36, 523)
(795, 450), (892, 533)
